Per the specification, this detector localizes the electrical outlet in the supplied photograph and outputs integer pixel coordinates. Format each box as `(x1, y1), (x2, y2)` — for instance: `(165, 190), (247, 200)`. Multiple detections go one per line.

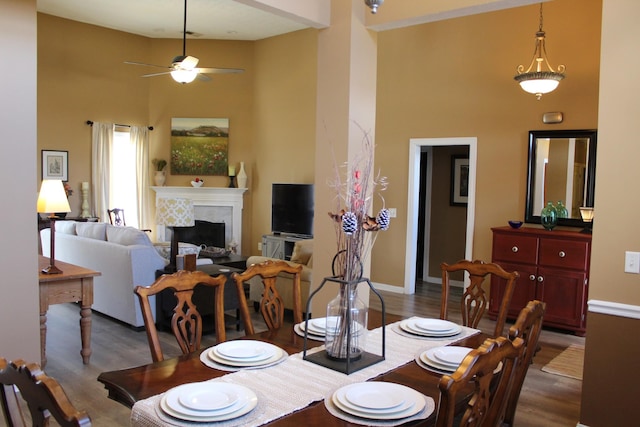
(624, 251), (640, 273)
(388, 208), (397, 218)
(257, 242), (262, 251)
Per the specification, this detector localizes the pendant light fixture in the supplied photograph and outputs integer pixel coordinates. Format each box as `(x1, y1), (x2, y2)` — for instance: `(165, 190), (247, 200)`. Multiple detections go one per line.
(514, 3), (565, 100)
(365, 0), (383, 14)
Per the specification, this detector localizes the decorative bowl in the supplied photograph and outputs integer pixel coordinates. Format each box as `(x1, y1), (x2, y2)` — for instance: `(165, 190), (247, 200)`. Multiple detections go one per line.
(508, 220), (523, 229)
(191, 180), (204, 187)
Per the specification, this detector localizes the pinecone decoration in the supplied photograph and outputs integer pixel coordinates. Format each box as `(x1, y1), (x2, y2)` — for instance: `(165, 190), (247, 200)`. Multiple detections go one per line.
(376, 208), (390, 230)
(342, 211), (358, 235)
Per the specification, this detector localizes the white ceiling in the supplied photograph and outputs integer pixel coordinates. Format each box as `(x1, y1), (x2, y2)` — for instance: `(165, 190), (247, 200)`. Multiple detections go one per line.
(36, 0), (310, 41)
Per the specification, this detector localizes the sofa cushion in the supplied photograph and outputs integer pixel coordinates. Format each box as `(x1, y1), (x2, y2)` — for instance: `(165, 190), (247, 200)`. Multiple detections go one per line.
(56, 221), (77, 235)
(76, 222), (107, 240)
(106, 225), (153, 246)
(290, 239), (313, 265)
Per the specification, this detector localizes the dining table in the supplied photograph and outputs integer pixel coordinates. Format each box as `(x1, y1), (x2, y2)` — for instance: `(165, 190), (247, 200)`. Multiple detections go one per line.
(98, 310), (488, 426)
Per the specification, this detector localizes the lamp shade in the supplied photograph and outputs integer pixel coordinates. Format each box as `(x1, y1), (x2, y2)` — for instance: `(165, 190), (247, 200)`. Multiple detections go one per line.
(37, 180), (71, 214)
(579, 207), (595, 222)
(156, 198), (195, 227)
(171, 69), (198, 84)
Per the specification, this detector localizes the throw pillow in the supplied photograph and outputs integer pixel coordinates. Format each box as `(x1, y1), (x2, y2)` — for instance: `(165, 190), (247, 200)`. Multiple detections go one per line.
(56, 221), (77, 235)
(290, 239), (313, 265)
(76, 222), (107, 240)
(106, 225), (152, 246)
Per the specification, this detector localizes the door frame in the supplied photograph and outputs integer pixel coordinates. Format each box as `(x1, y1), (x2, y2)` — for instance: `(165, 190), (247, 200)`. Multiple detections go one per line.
(404, 137), (477, 294)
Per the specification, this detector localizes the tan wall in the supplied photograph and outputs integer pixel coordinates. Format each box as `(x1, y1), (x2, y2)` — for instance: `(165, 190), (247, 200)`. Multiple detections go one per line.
(581, 0), (640, 424)
(371, 0), (601, 288)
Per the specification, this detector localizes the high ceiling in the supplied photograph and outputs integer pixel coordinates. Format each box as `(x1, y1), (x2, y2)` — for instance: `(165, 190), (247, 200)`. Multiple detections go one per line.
(36, 0), (310, 41)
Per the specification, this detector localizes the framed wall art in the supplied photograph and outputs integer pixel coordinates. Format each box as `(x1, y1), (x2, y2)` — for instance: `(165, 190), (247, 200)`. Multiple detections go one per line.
(42, 150), (68, 181)
(450, 155), (469, 206)
(170, 118), (229, 176)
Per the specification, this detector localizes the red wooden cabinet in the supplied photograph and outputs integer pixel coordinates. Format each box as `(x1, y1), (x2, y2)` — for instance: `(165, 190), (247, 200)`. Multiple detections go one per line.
(489, 226), (590, 335)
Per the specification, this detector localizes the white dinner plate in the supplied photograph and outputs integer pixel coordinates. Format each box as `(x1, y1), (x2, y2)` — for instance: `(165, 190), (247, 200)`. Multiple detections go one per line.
(337, 383), (412, 413)
(214, 340), (275, 361)
(415, 352), (455, 375)
(419, 351), (457, 372)
(413, 318), (459, 332)
(163, 382), (256, 420)
(209, 345), (284, 368)
(332, 383), (426, 420)
(296, 323), (325, 339)
(400, 319), (462, 337)
(429, 346), (472, 366)
(178, 387), (238, 411)
(300, 321), (326, 336)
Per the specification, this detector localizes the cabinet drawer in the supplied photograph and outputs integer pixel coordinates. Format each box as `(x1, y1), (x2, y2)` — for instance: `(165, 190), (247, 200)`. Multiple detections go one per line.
(539, 239), (589, 270)
(492, 234), (538, 264)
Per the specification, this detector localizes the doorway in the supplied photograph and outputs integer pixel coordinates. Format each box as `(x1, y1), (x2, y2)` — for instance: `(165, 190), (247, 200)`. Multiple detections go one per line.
(403, 137), (477, 294)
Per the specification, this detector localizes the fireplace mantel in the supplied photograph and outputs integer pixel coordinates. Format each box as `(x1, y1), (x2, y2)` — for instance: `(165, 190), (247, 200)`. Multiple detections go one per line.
(151, 186), (247, 253)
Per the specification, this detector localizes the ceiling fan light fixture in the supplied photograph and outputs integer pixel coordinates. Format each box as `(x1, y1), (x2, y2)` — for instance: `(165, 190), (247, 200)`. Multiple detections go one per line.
(171, 69), (198, 84)
(365, 0), (383, 14)
(514, 4), (565, 100)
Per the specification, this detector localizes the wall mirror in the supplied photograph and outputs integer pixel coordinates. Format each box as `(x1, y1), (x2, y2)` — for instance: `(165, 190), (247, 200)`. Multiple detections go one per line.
(525, 129), (597, 227)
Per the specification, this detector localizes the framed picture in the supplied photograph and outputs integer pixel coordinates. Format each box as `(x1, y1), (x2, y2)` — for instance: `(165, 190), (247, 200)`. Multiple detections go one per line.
(450, 155), (469, 206)
(42, 150), (68, 181)
(170, 118), (229, 176)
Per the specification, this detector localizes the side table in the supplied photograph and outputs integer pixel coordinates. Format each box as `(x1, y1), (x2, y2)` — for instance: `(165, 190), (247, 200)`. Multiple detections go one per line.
(205, 254), (249, 270)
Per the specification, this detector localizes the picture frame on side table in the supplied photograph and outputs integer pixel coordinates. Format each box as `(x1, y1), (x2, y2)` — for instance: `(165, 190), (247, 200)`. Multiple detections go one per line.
(42, 150), (68, 181)
(450, 155), (469, 206)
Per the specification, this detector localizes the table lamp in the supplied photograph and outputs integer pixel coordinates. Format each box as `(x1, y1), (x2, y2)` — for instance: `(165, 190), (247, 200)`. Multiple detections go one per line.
(156, 197), (195, 272)
(579, 207), (594, 234)
(37, 180), (71, 274)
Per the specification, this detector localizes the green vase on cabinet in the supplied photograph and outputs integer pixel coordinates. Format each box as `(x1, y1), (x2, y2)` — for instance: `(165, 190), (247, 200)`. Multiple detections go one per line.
(555, 201), (568, 219)
(541, 202), (558, 230)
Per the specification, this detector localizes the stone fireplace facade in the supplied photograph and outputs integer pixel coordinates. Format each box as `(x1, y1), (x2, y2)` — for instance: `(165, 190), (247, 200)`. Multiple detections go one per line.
(151, 186), (247, 254)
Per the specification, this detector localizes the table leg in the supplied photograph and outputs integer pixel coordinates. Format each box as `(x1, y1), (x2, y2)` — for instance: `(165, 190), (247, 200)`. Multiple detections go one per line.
(79, 303), (92, 364)
(40, 310), (47, 368)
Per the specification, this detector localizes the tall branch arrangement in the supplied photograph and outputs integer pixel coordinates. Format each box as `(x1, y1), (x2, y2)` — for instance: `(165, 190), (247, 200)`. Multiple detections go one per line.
(328, 128), (390, 282)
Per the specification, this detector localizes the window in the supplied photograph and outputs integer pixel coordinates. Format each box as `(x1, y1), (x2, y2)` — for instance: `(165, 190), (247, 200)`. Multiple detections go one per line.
(110, 129), (139, 227)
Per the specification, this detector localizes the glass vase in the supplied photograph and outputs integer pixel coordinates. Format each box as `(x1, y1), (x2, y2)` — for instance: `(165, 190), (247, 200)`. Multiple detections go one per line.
(325, 283), (368, 361)
(541, 201), (558, 230)
(555, 200), (568, 219)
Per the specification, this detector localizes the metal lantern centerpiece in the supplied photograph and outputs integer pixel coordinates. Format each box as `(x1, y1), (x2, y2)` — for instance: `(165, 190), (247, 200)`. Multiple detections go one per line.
(303, 126), (389, 374)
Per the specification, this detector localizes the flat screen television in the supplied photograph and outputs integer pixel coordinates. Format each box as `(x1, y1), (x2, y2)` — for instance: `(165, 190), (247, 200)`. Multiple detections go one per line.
(271, 183), (314, 237)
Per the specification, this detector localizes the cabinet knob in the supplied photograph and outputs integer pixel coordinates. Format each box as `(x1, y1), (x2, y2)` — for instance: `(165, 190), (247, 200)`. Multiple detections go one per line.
(529, 274), (536, 281)
(537, 276), (544, 282)
(511, 246), (519, 253)
(558, 251), (566, 258)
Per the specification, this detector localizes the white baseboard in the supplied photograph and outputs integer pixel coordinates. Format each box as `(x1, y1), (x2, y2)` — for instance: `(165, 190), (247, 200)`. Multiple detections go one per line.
(576, 423), (589, 427)
(370, 282), (405, 294)
(587, 299), (640, 320)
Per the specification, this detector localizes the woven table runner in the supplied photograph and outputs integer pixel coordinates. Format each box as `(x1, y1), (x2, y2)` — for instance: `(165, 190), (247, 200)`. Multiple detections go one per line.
(130, 319), (479, 427)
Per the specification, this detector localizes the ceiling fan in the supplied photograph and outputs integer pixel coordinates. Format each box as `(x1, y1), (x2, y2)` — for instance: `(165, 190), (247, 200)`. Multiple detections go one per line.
(124, 0), (244, 84)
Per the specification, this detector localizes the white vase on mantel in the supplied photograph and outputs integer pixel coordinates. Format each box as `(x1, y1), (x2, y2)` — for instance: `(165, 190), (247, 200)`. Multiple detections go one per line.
(237, 162), (248, 189)
(154, 170), (166, 186)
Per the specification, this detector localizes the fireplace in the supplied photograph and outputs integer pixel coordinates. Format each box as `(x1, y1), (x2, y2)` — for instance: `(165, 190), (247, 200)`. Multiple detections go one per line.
(152, 186), (247, 254)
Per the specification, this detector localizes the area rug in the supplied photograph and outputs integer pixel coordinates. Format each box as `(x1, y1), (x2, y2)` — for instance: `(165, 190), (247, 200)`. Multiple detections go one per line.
(541, 344), (584, 380)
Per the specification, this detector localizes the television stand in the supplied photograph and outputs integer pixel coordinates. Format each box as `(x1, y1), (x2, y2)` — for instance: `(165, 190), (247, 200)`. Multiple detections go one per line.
(262, 234), (311, 261)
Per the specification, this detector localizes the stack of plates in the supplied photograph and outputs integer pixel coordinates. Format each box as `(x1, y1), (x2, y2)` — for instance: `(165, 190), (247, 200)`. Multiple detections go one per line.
(298, 316), (339, 339)
(206, 340), (285, 368)
(330, 382), (426, 420)
(417, 346), (472, 374)
(159, 382), (258, 422)
(399, 317), (462, 338)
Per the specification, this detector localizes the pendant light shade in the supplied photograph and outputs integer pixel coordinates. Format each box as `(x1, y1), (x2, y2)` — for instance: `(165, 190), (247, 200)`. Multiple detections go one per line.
(365, 0), (383, 14)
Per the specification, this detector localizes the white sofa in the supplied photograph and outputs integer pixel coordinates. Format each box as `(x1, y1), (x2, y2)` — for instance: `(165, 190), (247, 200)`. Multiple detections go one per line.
(40, 221), (167, 328)
(247, 239), (313, 313)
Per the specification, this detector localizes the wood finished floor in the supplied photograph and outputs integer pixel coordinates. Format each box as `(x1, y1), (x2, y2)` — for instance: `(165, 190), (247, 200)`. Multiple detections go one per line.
(35, 283), (584, 426)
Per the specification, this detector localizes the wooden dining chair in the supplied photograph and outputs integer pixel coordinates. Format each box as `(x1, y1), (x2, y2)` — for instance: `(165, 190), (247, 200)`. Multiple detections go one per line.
(232, 259), (303, 335)
(440, 260), (519, 337)
(134, 270), (227, 362)
(0, 358), (91, 427)
(436, 336), (524, 427)
(502, 300), (546, 427)
(107, 208), (126, 226)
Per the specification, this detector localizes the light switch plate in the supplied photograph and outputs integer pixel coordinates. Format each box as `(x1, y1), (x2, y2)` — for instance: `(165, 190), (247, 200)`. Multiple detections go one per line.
(624, 251), (640, 273)
(388, 208), (397, 218)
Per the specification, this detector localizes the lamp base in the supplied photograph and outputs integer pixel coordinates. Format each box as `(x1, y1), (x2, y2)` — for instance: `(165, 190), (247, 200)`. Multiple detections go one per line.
(41, 264), (63, 274)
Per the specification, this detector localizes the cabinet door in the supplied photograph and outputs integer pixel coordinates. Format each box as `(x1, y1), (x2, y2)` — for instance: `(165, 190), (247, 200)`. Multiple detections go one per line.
(537, 267), (587, 328)
(490, 261), (538, 319)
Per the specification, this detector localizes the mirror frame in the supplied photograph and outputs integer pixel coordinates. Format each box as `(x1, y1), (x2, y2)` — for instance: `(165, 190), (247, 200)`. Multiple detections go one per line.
(524, 129), (597, 227)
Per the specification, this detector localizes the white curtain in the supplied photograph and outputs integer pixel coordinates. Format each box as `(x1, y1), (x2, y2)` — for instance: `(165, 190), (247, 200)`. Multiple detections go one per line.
(131, 125), (151, 230)
(91, 122), (114, 222)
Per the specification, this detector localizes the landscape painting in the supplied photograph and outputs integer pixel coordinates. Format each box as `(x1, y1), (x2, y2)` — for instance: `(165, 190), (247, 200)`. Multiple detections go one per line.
(170, 118), (229, 176)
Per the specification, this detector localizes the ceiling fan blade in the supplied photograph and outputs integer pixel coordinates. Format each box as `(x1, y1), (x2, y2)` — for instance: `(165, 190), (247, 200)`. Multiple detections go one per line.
(196, 67), (245, 74)
(196, 73), (212, 82)
(124, 60), (171, 70)
(140, 71), (173, 78)
(180, 55), (199, 70)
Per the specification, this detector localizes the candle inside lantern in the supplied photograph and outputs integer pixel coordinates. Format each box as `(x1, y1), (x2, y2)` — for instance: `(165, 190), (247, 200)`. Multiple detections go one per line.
(81, 181), (89, 190)
(228, 165), (236, 176)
